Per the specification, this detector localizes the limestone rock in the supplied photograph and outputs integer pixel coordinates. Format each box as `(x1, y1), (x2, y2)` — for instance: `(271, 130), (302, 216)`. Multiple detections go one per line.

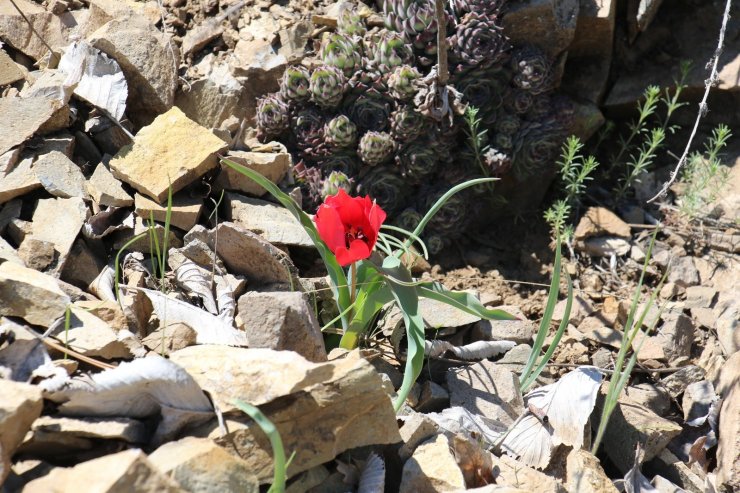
(175, 62), (247, 130)
(61, 239), (106, 289)
(211, 222), (298, 287)
(447, 360), (523, 425)
(225, 194), (312, 248)
(416, 380), (449, 412)
(575, 207), (632, 240)
(565, 448), (617, 493)
(134, 193), (203, 231)
(667, 257), (700, 288)
(682, 380), (715, 424)
(56, 305), (142, 359)
(109, 107), (226, 202)
(149, 437), (259, 492)
(491, 454), (566, 492)
(142, 323), (197, 353)
(552, 295), (595, 326)
(17, 238), (56, 271)
(399, 434), (465, 493)
(473, 317), (534, 344)
(0, 96), (69, 158)
(0, 47), (23, 86)
(113, 216), (183, 254)
(170, 346), (401, 481)
(86, 163), (134, 207)
(0, 156), (41, 204)
(502, 0), (579, 58)
(236, 291), (326, 362)
(0, 380), (43, 484)
(73, 300), (128, 331)
(580, 237), (631, 257)
(624, 383), (670, 416)
(659, 365), (706, 399)
(22, 449), (182, 492)
(89, 13), (178, 123)
(0, 261), (69, 326)
(28, 196), (88, 273)
(716, 351), (739, 491)
(33, 151), (88, 199)
(398, 413), (439, 461)
(0, 0), (70, 60)
(217, 151), (291, 197)
(595, 393), (682, 473)
(684, 286), (717, 309)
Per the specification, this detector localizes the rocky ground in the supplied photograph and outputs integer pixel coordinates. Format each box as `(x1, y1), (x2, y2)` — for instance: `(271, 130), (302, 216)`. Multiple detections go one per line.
(1, 0), (739, 492)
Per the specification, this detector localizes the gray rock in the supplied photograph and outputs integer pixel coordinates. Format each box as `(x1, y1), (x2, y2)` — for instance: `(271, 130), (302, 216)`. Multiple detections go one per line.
(217, 151), (291, 198)
(447, 360), (523, 425)
(0, 47), (23, 86)
(0, 380), (43, 484)
(667, 257), (700, 287)
(236, 291), (326, 362)
(28, 196), (88, 273)
(552, 295), (595, 326)
(502, 0), (579, 58)
(134, 193), (203, 232)
(0, 156), (41, 205)
(595, 394), (682, 474)
(655, 313), (695, 365)
(716, 351), (739, 491)
(625, 383), (671, 416)
(149, 437), (259, 492)
(659, 365), (706, 399)
(89, 13), (179, 124)
(473, 308), (534, 344)
(0, 262), (70, 326)
(33, 151), (89, 199)
(226, 193), (313, 248)
(715, 298), (739, 356)
(581, 236), (631, 257)
(86, 162), (133, 207)
(415, 380), (449, 413)
(176, 62), (247, 130)
(682, 380), (716, 425)
(684, 286), (717, 309)
(398, 412), (439, 461)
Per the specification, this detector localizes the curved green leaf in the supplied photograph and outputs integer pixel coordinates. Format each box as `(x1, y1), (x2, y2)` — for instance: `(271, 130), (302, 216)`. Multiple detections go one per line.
(221, 158), (350, 329)
(418, 283), (517, 321)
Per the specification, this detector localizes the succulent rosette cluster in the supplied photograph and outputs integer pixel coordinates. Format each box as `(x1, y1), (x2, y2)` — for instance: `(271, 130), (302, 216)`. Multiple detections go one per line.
(255, 1), (572, 251)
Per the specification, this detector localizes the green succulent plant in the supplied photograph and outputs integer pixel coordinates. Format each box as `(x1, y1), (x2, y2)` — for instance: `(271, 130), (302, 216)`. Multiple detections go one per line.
(326, 115), (358, 149)
(396, 140), (438, 183)
(321, 170), (353, 198)
(344, 88), (393, 132)
(309, 65), (347, 109)
(256, 94), (290, 138)
(388, 65), (422, 101)
(358, 131), (396, 166)
(511, 46), (554, 95)
(449, 12), (509, 74)
(356, 166), (408, 215)
(369, 30), (415, 73)
(337, 3), (366, 36)
(320, 33), (363, 77)
(391, 106), (428, 142)
(279, 66), (310, 103)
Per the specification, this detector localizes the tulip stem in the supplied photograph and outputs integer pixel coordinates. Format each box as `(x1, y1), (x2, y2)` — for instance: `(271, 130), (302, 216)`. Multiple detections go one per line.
(349, 262), (357, 307)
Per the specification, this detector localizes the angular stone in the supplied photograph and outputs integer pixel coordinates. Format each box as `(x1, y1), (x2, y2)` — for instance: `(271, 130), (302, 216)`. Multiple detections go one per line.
(217, 151), (291, 197)
(0, 96), (69, 157)
(22, 416), (147, 453)
(0, 146), (21, 174)
(624, 383), (670, 416)
(0, 156), (41, 204)
(149, 437), (259, 492)
(648, 449), (705, 493)
(142, 322), (197, 353)
(28, 196), (88, 272)
(716, 298), (739, 356)
(226, 193), (312, 248)
(416, 380), (449, 413)
(0, 262), (69, 325)
(580, 237), (631, 257)
(61, 239), (106, 289)
(212, 222), (298, 287)
(109, 107), (226, 202)
(473, 317), (534, 345)
(684, 286), (717, 309)
(575, 207), (631, 241)
(112, 216), (183, 254)
(565, 448), (617, 493)
(0, 380), (43, 484)
(59, 305), (141, 359)
(0, 47), (23, 86)
(552, 295), (595, 326)
(595, 394), (682, 473)
(653, 313), (695, 365)
(175, 62), (247, 129)
(667, 257), (700, 288)
(17, 238), (56, 271)
(33, 151), (88, 199)
(682, 380), (715, 424)
(89, 13), (178, 123)
(0, 236), (23, 265)
(716, 351), (739, 491)
(651, 475), (689, 493)
(398, 413), (439, 461)
(134, 193), (203, 231)
(502, 0), (579, 58)
(400, 434), (465, 493)
(577, 316), (622, 348)
(447, 360), (523, 425)
(0, 0), (69, 60)
(74, 300), (128, 331)
(86, 162), (134, 207)
(659, 365), (706, 399)
(171, 347), (401, 481)
(22, 449), (182, 492)
(236, 291), (326, 362)
(492, 454), (566, 492)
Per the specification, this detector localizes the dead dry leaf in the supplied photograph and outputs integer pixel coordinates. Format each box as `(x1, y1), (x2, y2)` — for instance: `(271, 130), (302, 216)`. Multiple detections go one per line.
(357, 452), (385, 493)
(424, 340), (516, 360)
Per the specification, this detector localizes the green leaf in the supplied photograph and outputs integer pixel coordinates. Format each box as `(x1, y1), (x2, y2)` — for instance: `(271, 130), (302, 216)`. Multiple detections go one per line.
(370, 256), (424, 412)
(233, 399), (291, 493)
(418, 283), (517, 321)
(221, 158), (350, 329)
(519, 237), (563, 387)
(340, 260), (392, 348)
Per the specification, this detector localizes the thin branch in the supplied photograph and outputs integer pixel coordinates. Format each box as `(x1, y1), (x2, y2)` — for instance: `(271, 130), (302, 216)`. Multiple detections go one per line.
(435, 0), (448, 85)
(647, 0), (732, 203)
(8, 0), (59, 65)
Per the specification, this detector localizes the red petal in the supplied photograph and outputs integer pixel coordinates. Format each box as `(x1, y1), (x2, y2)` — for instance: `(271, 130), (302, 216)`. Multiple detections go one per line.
(346, 239), (371, 264)
(315, 205), (345, 253)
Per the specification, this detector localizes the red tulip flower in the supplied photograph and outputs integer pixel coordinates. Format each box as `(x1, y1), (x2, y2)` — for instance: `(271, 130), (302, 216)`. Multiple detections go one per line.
(314, 189), (387, 266)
